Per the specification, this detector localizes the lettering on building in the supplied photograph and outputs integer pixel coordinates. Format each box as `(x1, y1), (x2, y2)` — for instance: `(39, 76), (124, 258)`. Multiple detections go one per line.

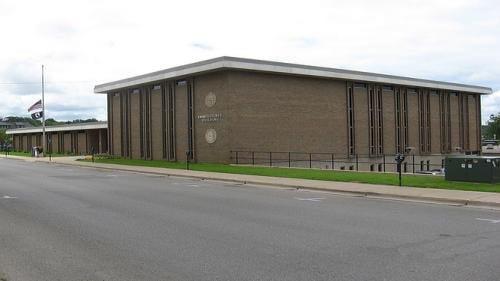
(197, 113), (223, 123)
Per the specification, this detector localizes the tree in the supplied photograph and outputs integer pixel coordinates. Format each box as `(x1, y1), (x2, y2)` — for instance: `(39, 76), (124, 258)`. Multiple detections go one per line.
(45, 118), (61, 126)
(4, 116), (100, 127)
(484, 113), (500, 139)
(5, 116), (41, 126)
(0, 129), (11, 146)
(64, 118), (98, 124)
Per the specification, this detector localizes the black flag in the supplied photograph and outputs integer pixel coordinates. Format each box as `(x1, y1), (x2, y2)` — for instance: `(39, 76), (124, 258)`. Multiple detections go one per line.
(31, 111), (44, 120)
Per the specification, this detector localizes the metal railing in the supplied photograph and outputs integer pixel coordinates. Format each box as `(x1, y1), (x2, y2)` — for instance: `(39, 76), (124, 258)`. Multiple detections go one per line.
(229, 150), (459, 174)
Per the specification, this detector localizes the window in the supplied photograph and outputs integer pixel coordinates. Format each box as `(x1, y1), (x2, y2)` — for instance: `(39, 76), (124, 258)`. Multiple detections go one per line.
(368, 87), (376, 155)
(402, 89), (408, 153)
(368, 85), (384, 156)
(168, 83), (175, 160)
(377, 88), (384, 154)
(187, 80), (194, 160)
(439, 92), (451, 153)
(418, 90), (431, 153)
(457, 93), (471, 152)
(142, 88), (152, 159)
(394, 88), (408, 154)
(395, 88), (402, 153)
(346, 83), (355, 156)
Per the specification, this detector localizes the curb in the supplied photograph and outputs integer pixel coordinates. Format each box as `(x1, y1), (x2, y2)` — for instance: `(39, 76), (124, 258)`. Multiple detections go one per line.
(8, 156), (500, 210)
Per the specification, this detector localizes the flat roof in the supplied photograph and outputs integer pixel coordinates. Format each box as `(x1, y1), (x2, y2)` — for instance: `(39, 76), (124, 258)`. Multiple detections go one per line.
(94, 56), (492, 94)
(6, 121), (107, 135)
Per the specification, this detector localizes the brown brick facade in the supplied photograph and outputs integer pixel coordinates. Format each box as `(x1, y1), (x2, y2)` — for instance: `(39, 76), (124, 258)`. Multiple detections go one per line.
(10, 128), (107, 155)
(104, 70), (482, 170)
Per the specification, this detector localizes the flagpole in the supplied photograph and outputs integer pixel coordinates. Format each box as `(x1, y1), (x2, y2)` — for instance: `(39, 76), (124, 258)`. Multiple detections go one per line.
(42, 65), (46, 156)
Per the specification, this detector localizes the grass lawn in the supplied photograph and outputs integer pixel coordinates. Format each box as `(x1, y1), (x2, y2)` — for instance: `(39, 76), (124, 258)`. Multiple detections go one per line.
(4, 151), (71, 157)
(87, 158), (500, 193)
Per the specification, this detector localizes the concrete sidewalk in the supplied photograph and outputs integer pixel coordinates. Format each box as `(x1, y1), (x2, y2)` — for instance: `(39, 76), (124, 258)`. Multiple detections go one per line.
(4, 154), (500, 209)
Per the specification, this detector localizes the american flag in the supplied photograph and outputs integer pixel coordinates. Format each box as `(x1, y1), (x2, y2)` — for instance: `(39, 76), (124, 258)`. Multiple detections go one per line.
(28, 99), (42, 112)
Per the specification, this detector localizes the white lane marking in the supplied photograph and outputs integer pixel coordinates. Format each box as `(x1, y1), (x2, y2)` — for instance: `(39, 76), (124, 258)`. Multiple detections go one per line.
(2, 196), (17, 199)
(476, 218), (500, 224)
(294, 197), (325, 202)
(188, 184), (200, 187)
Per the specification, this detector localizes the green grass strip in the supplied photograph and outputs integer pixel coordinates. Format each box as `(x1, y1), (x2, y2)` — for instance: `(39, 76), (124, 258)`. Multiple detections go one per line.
(85, 158), (500, 193)
(4, 151), (71, 157)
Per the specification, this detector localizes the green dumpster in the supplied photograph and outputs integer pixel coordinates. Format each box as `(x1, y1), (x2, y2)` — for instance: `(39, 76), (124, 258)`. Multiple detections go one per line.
(445, 155), (500, 183)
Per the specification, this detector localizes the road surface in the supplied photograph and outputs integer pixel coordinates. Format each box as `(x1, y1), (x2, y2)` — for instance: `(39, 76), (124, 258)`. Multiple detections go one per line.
(0, 158), (499, 281)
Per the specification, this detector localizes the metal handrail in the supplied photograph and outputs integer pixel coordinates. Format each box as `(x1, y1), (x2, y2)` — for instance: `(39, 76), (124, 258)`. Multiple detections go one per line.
(229, 150), (459, 173)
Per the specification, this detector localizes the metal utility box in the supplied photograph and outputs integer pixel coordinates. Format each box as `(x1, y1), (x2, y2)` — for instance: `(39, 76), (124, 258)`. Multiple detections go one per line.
(445, 156), (500, 183)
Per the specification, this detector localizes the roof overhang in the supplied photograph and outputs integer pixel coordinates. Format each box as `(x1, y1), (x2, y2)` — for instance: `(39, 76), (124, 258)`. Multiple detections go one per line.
(6, 122), (107, 135)
(94, 56), (493, 95)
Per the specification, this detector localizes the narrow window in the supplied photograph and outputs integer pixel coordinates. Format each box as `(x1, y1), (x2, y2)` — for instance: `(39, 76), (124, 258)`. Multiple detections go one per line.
(139, 89), (144, 158)
(439, 92), (451, 153)
(368, 86), (376, 155)
(402, 89), (408, 152)
(447, 93), (451, 152)
(346, 82), (355, 156)
(418, 90), (432, 154)
(120, 92), (126, 157)
(439, 92), (445, 153)
(146, 87), (152, 159)
(168, 83), (175, 160)
(161, 83), (167, 159)
(377, 88), (384, 154)
(395, 88), (402, 153)
(426, 91), (431, 152)
(464, 94), (470, 151)
(187, 79), (194, 160)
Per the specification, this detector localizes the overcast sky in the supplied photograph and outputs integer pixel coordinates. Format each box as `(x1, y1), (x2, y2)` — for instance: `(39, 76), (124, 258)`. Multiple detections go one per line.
(0, 0), (499, 123)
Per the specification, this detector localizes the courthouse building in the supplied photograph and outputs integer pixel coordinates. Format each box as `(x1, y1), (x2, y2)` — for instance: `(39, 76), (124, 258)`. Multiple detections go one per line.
(94, 57), (491, 171)
(7, 122), (108, 155)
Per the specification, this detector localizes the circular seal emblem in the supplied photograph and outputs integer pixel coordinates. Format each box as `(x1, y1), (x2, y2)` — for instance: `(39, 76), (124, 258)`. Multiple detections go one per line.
(205, 129), (217, 144)
(205, 92), (216, 107)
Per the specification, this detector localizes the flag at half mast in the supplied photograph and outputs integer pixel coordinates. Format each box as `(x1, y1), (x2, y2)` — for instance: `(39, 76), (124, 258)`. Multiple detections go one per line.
(28, 99), (42, 112)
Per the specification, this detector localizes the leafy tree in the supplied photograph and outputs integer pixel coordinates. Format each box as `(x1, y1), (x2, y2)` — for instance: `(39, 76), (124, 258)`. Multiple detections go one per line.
(484, 113), (500, 139)
(4, 116), (100, 127)
(45, 118), (61, 126)
(64, 118), (99, 124)
(0, 129), (11, 145)
(5, 116), (41, 126)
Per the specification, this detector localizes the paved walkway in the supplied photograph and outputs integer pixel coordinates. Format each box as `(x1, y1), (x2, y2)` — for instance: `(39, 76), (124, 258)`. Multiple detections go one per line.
(4, 154), (500, 209)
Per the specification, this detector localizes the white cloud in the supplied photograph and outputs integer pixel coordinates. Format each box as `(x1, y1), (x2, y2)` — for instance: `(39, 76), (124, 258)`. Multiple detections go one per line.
(482, 90), (500, 121)
(0, 0), (499, 121)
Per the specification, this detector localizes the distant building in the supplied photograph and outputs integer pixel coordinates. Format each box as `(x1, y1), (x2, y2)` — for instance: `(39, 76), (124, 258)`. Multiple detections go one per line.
(0, 121), (32, 130)
(6, 122), (108, 155)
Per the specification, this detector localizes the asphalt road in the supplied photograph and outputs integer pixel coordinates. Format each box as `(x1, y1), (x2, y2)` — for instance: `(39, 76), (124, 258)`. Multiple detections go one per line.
(1, 158), (499, 281)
